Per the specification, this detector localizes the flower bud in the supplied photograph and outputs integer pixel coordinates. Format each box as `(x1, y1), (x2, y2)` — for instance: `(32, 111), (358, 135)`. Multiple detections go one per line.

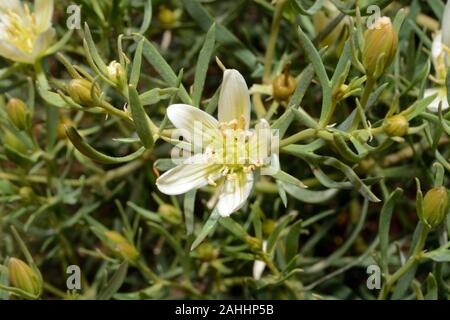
(363, 17), (398, 80)
(196, 243), (219, 262)
(66, 79), (99, 106)
(57, 115), (75, 139)
(6, 98), (30, 131)
(262, 219), (276, 237)
(104, 231), (139, 262)
(158, 6), (180, 29)
(3, 129), (28, 154)
(19, 187), (36, 202)
(107, 61), (125, 86)
(383, 115), (409, 137)
(422, 186), (449, 229)
(272, 74), (296, 102)
(8, 258), (42, 299)
(158, 204), (182, 225)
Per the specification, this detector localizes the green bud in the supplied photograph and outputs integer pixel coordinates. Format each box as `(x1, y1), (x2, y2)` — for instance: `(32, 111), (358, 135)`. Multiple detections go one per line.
(383, 115), (409, 137)
(158, 204), (182, 225)
(67, 79), (99, 106)
(8, 258), (42, 299)
(196, 243), (219, 262)
(158, 6), (181, 29)
(3, 129), (28, 154)
(19, 187), (36, 202)
(422, 186), (449, 229)
(272, 69), (296, 102)
(362, 17), (398, 80)
(104, 231), (140, 262)
(262, 219), (276, 237)
(6, 98), (30, 131)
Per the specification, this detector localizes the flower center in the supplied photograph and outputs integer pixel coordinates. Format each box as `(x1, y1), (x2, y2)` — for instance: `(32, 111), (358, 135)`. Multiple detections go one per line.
(203, 119), (269, 185)
(1, 5), (38, 53)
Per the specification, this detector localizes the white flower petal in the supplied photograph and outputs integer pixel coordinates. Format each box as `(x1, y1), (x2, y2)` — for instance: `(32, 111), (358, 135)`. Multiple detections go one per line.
(218, 69), (251, 129)
(156, 155), (222, 195)
(248, 119), (273, 165)
(253, 240), (267, 280)
(35, 0), (54, 32)
(432, 33), (443, 62)
(0, 0), (22, 12)
(31, 27), (55, 59)
(442, 1), (450, 48)
(167, 104), (221, 143)
(0, 40), (33, 63)
(425, 88), (449, 112)
(216, 172), (254, 217)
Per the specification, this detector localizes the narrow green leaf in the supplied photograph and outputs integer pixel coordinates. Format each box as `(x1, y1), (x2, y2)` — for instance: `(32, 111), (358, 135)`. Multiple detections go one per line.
(184, 190), (196, 235)
(424, 273), (438, 300)
(130, 39), (144, 87)
(192, 23), (216, 107)
(296, 26), (331, 126)
(379, 188), (403, 273)
(219, 217), (249, 240)
(128, 85), (154, 149)
(267, 212), (297, 254)
(282, 181), (339, 204)
(285, 219), (303, 264)
(140, 37), (192, 104)
(66, 126), (146, 164)
(180, 0), (257, 69)
(191, 208), (220, 250)
(97, 262), (128, 300)
(138, 0), (152, 34)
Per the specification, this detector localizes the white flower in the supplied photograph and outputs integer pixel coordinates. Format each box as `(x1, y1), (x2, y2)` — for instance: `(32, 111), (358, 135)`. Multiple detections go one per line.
(156, 69), (276, 217)
(252, 240), (267, 280)
(442, 1), (450, 53)
(425, 87), (449, 113)
(0, 0), (55, 64)
(426, 2), (450, 112)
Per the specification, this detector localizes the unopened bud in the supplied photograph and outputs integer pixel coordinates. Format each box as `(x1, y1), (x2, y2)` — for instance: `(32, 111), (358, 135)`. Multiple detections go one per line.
(158, 6), (180, 29)
(107, 61), (125, 85)
(3, 129), (28, 154)
(363, 17), (398, 80)
(384, 115), (409, 137)
(8, 258), (42, 299)
(6, 98), (30, 131)
(67, 79), (99, 106)
(272, 74), (296, 102)
(196, 243), (219, 262)
(158, 204), (182, 225)
(105, 231), (140, 262)
(422, 186), (449, 229)
(262, 219), (276, 237)
(19, 187), (36, 202)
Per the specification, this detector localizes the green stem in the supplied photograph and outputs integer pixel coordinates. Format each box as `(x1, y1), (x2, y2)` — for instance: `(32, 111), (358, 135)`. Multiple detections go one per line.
(378, 226), (429, 300)
(279, 128), (316, 147)
(136, 260), (160, 283)
(43, 282), (67, 299)
(360, 76), (376, 110)
(263, 0), (287, 83)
